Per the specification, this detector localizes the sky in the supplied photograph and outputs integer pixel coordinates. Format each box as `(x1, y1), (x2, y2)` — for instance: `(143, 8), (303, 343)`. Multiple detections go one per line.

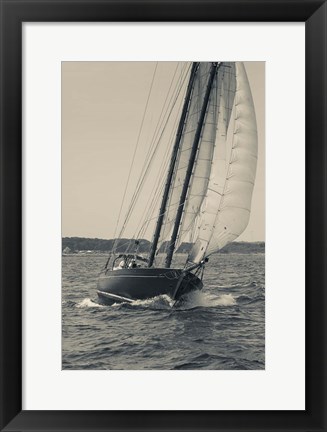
(62, 61), (265, 242)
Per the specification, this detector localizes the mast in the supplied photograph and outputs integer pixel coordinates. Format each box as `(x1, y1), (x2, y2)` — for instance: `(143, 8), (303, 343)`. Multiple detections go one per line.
(165, 62), (220, 268)
(148, 63), (199, 267)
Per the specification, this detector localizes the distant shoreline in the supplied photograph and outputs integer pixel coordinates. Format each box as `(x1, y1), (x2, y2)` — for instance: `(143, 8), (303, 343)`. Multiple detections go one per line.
(62, 237), (265, 255)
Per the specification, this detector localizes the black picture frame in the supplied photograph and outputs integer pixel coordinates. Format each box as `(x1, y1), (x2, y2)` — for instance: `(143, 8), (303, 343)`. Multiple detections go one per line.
(0, 1), (326, 431)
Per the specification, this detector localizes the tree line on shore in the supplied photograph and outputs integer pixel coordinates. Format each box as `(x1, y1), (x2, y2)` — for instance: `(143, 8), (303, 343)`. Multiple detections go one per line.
(62, 237), (265, 254)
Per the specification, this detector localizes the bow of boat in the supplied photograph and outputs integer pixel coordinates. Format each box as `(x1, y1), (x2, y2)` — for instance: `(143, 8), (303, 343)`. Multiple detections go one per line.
(97, 267), (202, 305)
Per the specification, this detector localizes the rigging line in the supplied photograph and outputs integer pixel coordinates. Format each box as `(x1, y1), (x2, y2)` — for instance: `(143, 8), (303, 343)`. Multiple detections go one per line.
(112, 62), (158, 248)
(126, 64), (191, 217)
(140, 75), (190, 235)
(130, 64), (181, 200)
(133, 82), (183, 239)
(118, 65), (190, 238)
(117, 64), (192, 239)
(136, 173), (166, 239)
(135, 94), (183, 239)
(137, 156), (167, 230)
(155, 189), (201, 255)
(138, 196), (165, 237)
(124, 65), (193, 252)
(158, 65), (213, 240)
(137, 140), (171, 239)
(176, 223), (198, 253)
(135, 148), (170, 239)
(147, 64), (190, 156)
(141, 63), (184, 168)
(111, 238), (137, 254)
(176, 196), (206, 245)
(129, 63), (190, 211)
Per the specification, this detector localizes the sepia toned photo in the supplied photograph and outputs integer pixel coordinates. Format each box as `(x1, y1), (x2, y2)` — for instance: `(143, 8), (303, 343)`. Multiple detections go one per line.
(62, 61), (265, 370)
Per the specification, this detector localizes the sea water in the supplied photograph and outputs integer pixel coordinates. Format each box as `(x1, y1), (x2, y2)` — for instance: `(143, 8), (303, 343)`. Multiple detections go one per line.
(62, 252), (265, 370)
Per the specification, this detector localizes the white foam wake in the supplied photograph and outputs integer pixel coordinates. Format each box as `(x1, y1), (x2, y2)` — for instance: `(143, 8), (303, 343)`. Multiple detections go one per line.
(76, 298), (105, 308)
(177, 291), (236, 309)
(126, 291), (236, 310)
(127, 294), (175, 309)
(76, 292), (236, 311)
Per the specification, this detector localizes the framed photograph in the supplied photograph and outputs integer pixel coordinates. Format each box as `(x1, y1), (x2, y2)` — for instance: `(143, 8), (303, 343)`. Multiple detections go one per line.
(0, 1), (326, 431)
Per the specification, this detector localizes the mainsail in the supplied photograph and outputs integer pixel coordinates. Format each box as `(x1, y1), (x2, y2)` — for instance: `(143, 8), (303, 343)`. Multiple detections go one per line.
(175, 63), (236, 249)
(149, 61), (257, 268)
(188, 62), (258, 263)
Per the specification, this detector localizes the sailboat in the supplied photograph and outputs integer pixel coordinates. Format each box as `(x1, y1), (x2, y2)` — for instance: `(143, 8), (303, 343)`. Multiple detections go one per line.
(97, 62), (258, 305)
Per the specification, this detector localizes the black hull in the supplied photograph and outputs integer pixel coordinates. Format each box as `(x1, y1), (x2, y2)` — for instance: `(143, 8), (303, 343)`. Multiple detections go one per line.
(97, 267), (203, 305)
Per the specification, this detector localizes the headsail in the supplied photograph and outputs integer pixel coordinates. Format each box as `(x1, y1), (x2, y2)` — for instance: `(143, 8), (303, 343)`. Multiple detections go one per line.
(188, 62), (258, 263)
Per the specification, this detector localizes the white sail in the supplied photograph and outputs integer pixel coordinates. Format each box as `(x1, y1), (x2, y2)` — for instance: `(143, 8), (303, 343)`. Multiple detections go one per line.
(175, 63), (236, 247)
(156, 63), (212, 255)
(188, 62), (258, 263)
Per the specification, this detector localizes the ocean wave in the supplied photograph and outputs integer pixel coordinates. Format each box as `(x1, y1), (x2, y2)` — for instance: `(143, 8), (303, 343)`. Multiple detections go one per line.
(214, 281), (258, 289)
(63, 252), (265, 370)
(236, 293), (265, 305)
(107, 291), (237, 311)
